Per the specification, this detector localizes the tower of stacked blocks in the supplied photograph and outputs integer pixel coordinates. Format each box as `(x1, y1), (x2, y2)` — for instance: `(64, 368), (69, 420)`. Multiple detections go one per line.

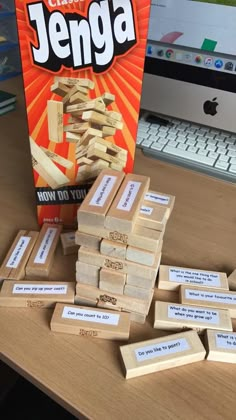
(75, 168), (175, 323)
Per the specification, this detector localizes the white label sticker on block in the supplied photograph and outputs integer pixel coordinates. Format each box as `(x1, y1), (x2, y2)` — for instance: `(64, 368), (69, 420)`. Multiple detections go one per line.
(169, 268), (220, 287)
(145, 192), (170, 205)
(89, 175), (117, 207)
(116, 181), (141, 212)
(62, 307), (120, 325)
(215, 333), (236, 350)
(185, 289), (236, 304)
(6, 236), (31, 269)
(140, 205), (153, 216)
(168, 304), (220, 324)
(12, 284), (68, 294)
(64, 232), (75, 242)
(135, 338), (190, 362)
(34, 228), (58, 264)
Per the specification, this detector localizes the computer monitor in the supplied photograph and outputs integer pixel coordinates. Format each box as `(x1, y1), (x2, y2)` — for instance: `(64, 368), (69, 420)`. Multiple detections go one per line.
(141, 0), (236, 133)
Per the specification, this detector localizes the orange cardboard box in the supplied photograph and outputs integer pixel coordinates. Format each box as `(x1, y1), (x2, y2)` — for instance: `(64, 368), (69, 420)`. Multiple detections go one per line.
(15, 0), (151, 227)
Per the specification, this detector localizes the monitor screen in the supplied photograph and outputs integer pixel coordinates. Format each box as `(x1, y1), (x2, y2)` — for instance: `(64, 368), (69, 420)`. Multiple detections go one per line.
(141, 0), (236, 133)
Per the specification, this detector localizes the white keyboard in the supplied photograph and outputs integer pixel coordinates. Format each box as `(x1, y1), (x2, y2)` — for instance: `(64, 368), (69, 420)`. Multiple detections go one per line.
(137, 115), (236, 183)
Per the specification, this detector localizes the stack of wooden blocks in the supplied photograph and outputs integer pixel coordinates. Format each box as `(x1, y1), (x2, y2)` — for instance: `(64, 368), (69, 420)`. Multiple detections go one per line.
(75, 168), (175, 323)
(49, 77), (128, 184)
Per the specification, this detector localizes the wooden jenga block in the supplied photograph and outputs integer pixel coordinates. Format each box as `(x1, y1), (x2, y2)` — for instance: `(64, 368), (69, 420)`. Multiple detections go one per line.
(85, 147), (125, 167)
(205, 330), (236, 363)
(0, 280), (74, 308)
(47, 100), (63, 143)
(78, 223), (164, 253)
(126, 245), (158, 267)
(78, 128), (103, 146)
(76, 261), (99, 287)
(158, 265), (229, 291)
(54, 77), (94, 89)
(120, 330), (206, 379)
(100, 239), (126, 260)
(75, 283), (152, 315)
(65, 132), (81, 143)
(60, 232), (78, 255)
(77, 169), (125, 227)
(0, 230), (39, 282)
(99, 268), (126, 295)
(109, 162), (124, 171)
(50, 303), (131, 341)
(89, 137), (127, 158)
(129, 312), (147, 324)
(101, 126), (116, 137)
(50, 82), (70, 97)
(82, 111), (123, 130)
(154, 301), (232, 334)
(25, 223), (62, 278)
(78, 246), (160, 281)
(104, 110), (122, 121)
(75, 231), (101, 250)
(77, 157), (94, 166)
(76, 271), (99, 287)
(180, 285), (236, 317)
(228, 269), (236, 291)
(126, 253), (161, 290)
(144, 191), (175, 218)
(137, 204), (168, 231)
(63, 122), (90, 133)
(40, 147), (73, 169)
(101, 92), (115, 106)
(124, 285), (154, 301)
(76, 141), (107, 157)
(62, 84), (88, 110)
(68, 89), (89, 106)
(31, 139), (70, 189)
(104, 173), (150, 233)
(67, 98), (105, 115)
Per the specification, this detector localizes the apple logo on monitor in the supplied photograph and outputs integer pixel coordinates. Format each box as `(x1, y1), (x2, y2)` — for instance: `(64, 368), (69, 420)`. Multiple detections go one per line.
(203, 98), (218, 116)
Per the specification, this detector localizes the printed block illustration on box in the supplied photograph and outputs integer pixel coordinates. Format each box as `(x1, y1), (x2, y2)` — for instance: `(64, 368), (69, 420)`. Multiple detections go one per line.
(15, 0), (151, 226)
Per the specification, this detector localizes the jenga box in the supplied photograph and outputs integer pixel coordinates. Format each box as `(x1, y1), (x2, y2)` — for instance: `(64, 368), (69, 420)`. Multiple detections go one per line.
(15, 0), (151, 227)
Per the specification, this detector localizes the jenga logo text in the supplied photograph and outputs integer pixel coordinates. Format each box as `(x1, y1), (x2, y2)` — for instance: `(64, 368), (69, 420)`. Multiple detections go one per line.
(109, 231), (128, 244)
(26, 0), (137, 73)
(99, 294), (117, 305)
(27, 300), (44, 308)
(104, 259), (123, 270)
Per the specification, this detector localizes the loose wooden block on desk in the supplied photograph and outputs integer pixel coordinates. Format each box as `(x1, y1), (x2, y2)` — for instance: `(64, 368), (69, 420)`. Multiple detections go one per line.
(228, 269), (236, 291)
(75, 231), (101, 250)
(51, 303), (131, 340)
(154, 301), (232, 334)
(120, 330), (206, 379)
(99, 268), (126, 295)
(78, 246), (160, 281)
(47, 100), (63, 143)
(60, 232), (78, 255)
(124, 285), (154, 301)
(77, 169), (125, 227)
(0, 280), (74, 308)
(25, 223), (62, 278)
(144, 191), (175, 218)
(100, 239), (126, 260)
(180, 285), (236, 317)
(158, 265), (229, 291)
(75, 283), (152, 315)
(104, 174), (150, 233)
(137, 203), (168, 231)
(205, 330), (236, 363)
(0, 230), (38, 282)
(78, 223), (163, 253)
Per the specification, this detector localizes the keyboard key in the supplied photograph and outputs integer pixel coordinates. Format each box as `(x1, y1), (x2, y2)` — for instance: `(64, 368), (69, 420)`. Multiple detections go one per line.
(227, 150), (236, 158)
(227, 144), (236, 151)
(166, 134), (177, 141)
(158, 132), (167, 138)
(168, 140), (178, 147)
(141, 140), (153, 147)
(206, 145), (216, 152)
(176, 136), (186, 144)
(217, 147), (227, 154)
(229, 165), (236, 173)
(215, 161), (229, 170)
(150, 143), (164, 151)
(177, 143), (188, 150)
(137, 127), (149, 134)
(208, 152), (219, 160)
(185, 128), (196, 134)
(186, 139), (196, 146)
(230, 157), (236, 165)
(137, 132), (150, 139)
(198, 149), (208, 156)
(218, 154), (229, 162)
(187, 146), (198, 153)
(186, 134), (197, 141)
(149, 135), (159, 142)
(163, 146), (215, 166)
(168, 129), (178, 135)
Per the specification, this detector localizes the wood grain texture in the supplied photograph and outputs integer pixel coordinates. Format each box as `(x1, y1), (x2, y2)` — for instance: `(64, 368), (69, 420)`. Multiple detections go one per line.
(1, 78), (236, 420)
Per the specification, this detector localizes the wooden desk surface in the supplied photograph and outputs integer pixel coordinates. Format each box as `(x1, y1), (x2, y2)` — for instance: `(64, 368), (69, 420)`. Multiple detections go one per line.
(1, 77), (236, 419)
